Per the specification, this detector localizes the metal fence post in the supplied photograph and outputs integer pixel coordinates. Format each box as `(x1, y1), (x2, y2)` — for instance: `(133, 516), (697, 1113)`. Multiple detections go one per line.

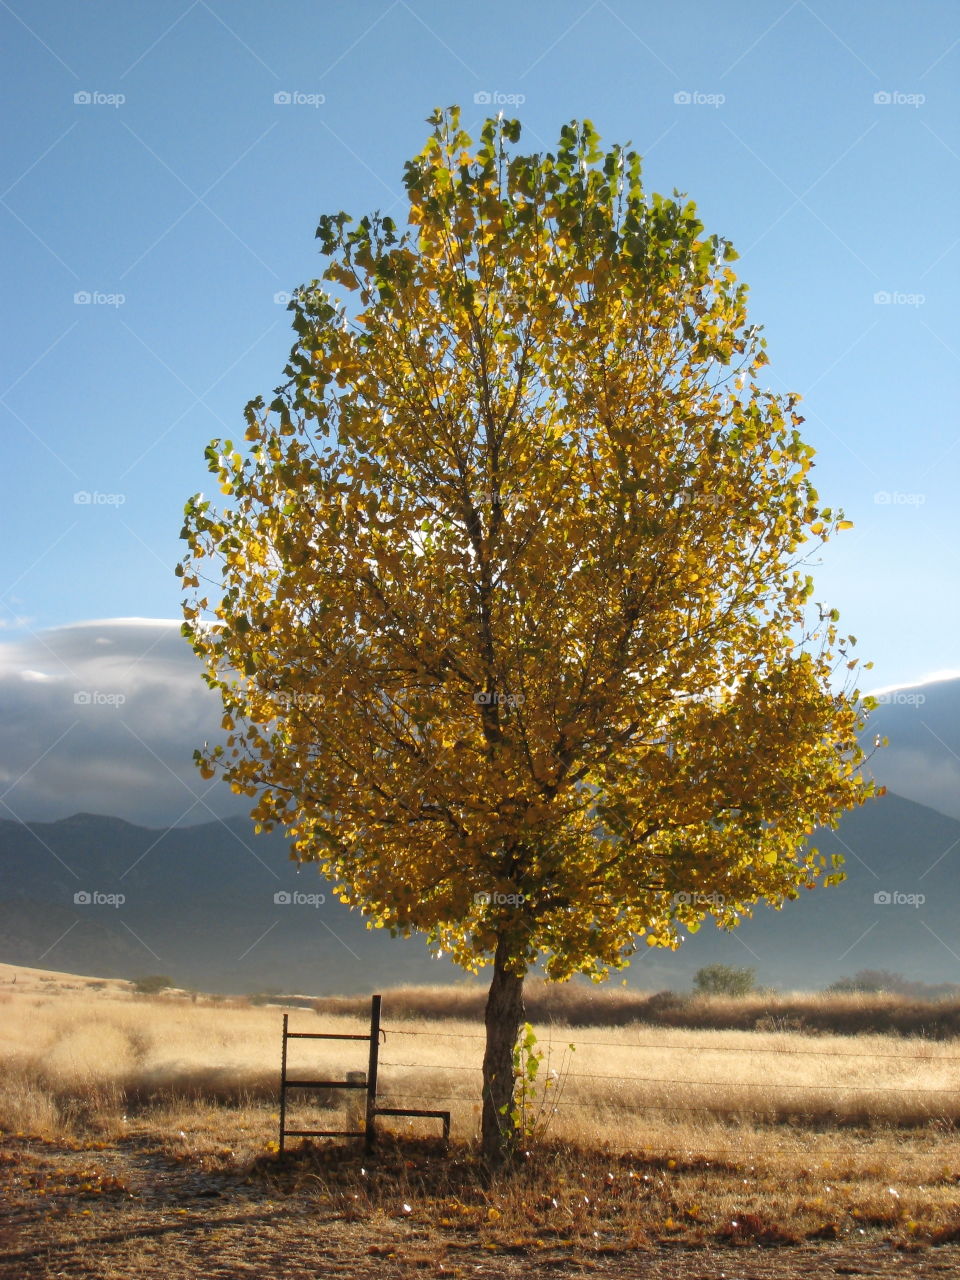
(364, 993), (382, 1154)
(278, 1012), (289, 1156)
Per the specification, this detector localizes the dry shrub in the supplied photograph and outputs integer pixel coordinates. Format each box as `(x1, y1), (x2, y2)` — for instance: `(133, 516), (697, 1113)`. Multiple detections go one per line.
(312, 982), (960, 1038)
(0, 1063), (61, 1137)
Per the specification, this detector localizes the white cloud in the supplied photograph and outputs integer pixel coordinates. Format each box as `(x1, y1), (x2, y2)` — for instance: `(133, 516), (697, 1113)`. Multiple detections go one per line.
(0, 619), (244, 827)
(864, 669), (960, 698)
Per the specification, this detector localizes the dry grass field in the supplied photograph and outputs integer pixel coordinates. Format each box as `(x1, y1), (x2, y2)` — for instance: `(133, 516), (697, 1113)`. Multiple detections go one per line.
(3, 962), (960, 1278)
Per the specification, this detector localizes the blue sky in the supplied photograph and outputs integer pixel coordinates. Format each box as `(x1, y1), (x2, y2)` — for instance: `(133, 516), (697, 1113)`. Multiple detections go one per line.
(3, 0), (959, 697)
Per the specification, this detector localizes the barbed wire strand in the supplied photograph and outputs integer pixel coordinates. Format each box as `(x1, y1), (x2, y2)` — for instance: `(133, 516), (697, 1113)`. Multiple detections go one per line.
(376, 1060), (960, 1093)
(384, 1027), (960, 1061)
(367, 1093), (960, 1119)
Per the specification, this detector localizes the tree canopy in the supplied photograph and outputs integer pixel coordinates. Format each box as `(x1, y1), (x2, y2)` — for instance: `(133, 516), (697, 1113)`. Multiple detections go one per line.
(179, 106), (880, 1163)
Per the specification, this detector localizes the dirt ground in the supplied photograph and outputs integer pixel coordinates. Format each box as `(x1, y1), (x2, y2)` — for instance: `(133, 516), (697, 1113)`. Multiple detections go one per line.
(4, 1134), (960, 1280)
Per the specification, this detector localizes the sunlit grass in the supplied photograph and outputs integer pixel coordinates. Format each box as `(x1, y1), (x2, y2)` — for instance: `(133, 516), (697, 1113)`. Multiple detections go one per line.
(3, 968), (960, 1250)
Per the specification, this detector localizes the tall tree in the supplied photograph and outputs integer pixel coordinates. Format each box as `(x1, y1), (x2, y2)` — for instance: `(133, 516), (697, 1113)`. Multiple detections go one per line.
(179, 107), (879, 1167)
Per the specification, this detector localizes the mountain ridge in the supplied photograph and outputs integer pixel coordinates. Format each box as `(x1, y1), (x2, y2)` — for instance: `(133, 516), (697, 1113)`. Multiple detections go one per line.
(3, 790), (959, 994)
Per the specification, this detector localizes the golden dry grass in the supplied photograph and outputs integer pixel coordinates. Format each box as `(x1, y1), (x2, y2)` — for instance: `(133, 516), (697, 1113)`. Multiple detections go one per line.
(3, 965), (960, 1270)
(4, 969), (960, 1141)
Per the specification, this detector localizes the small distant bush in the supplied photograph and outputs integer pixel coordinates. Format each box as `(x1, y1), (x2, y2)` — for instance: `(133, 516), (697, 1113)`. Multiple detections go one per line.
(693, 964), (756, 997)
(644, 989), (690, 1015)
(132, 975), (174, 995)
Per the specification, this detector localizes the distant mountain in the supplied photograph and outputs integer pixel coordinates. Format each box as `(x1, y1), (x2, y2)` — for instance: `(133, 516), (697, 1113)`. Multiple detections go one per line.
(2, 792), (960, 994)
(644, 789), (960, 991)
(0, 811), (464, 994)
(862, 677), (960, 821)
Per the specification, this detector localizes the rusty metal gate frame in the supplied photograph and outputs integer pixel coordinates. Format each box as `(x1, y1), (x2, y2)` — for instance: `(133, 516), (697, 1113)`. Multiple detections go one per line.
(278, 993), (450, 1155)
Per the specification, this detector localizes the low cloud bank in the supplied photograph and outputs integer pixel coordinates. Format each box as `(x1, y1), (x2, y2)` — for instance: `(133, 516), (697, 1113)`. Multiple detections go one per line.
(0, 619), (243, 827)
(1, 619), (958, 827)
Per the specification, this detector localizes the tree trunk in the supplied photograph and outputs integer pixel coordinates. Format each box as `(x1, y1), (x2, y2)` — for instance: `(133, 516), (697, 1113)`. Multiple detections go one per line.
(481, 933), (526, 1170)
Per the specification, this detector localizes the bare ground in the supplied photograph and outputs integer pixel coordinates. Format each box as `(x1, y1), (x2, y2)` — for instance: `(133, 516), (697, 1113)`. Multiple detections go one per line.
(4, 1134), (960, 1280)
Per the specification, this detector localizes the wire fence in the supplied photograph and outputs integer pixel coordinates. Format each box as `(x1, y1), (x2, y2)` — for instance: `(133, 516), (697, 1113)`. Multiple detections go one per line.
(279, 1003), (960, 1150)
(378, 1060), (960, 1093)
(386, 1026), (960, 1061)
(363, 1020), (960, 1134)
